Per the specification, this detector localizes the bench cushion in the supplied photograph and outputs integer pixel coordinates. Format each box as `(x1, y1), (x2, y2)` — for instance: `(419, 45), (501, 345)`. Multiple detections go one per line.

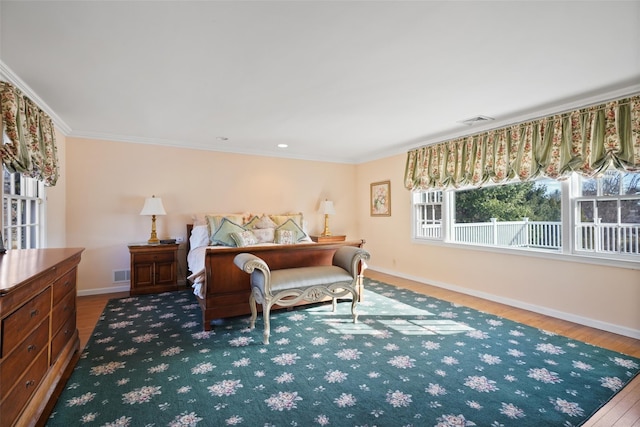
(252, 266), (352, 294)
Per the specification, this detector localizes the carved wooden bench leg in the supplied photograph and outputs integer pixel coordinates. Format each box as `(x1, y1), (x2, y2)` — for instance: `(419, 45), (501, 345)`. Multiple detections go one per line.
(249, 291), (258, 330)
(262, 304), (272, 345)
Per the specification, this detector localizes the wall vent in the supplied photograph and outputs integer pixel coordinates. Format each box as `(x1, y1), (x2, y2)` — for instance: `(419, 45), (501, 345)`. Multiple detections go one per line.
(113, 269), (130, 283)
(458, 115), (495, 126)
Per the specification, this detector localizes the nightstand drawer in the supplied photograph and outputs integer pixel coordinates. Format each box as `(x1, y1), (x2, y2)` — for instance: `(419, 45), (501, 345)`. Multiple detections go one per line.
(134, 252), (175, 263)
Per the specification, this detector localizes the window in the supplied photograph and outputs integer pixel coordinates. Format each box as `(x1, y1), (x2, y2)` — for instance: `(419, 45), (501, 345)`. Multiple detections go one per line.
(2, 167), (45, 249)
(413, 190), (443, 239)
(412, 172), (639, 263)
(574, 171), (639, 256)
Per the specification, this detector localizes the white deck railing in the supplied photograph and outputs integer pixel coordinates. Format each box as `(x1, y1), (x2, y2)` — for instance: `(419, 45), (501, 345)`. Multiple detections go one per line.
(453, 218), (562, 250)
(575, 223), (640, 255)
(419, 219), (639, 255)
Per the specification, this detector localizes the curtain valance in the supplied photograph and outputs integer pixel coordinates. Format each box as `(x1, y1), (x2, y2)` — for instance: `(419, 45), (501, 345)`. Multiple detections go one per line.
(0, 81), (59, 186)
(404, 94), (640, 191)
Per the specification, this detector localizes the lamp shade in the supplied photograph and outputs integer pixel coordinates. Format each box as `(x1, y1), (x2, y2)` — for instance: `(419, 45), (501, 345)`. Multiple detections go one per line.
(319, 199), (336, 215)
(140, 196), (166, 216)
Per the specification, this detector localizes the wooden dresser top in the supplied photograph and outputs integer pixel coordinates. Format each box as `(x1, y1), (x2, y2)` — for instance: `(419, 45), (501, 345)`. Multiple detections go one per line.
(0, 248), (84, 295)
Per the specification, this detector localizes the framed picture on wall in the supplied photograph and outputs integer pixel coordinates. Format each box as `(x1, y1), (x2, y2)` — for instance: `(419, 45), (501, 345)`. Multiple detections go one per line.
(370, 180), (391, 217)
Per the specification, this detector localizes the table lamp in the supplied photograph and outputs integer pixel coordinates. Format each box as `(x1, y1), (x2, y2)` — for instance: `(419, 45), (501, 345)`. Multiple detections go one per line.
(140, 195), (166, 244)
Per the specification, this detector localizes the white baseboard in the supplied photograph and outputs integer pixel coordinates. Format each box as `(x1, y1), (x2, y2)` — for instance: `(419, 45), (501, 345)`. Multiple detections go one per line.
(78, 284), (130, 296)
(369, 266), (640, 340)
(77, 279), (188, 297)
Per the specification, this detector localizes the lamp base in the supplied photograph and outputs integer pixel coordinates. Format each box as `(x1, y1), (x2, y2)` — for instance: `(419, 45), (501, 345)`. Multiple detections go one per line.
(148, 215), (160, 244)
(322, 213), (332, 237)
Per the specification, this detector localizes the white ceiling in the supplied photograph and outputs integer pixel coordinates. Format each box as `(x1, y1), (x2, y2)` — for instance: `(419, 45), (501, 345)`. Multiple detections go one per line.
(1, 1), (639, 164)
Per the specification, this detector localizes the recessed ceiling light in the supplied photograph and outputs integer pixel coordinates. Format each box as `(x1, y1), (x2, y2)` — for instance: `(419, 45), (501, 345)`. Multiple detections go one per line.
(277, 143), (288, 148)
(458, 115), (495, 126)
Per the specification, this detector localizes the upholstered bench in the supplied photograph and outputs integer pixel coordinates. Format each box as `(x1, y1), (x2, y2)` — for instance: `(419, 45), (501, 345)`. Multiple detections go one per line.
(233, 246), (370, 344)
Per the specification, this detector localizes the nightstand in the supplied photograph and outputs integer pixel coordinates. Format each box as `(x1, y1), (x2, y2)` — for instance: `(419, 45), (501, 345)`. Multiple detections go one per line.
(310, 235), (346, 243)
(128, 243), (179, 295)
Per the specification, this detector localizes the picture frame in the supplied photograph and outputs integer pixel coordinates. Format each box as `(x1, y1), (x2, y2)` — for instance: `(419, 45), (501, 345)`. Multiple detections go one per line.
(370, 180), (391, 217)
(0, 232), (5, 254)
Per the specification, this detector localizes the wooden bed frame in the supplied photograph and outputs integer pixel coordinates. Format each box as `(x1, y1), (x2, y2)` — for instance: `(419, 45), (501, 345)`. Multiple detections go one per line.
(187, 224), (365, 331)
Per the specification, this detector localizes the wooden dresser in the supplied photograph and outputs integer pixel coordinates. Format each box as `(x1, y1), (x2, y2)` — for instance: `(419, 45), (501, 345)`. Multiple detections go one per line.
(0, 248), (84, 427)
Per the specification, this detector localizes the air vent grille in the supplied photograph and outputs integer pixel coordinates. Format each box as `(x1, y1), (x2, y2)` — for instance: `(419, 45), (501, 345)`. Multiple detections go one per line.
(113, 269), (130, 283)
(458, 115), (495, 126)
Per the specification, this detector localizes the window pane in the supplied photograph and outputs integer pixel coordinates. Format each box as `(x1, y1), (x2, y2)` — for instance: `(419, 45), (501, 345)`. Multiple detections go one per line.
(622, 173), (640, 195)
(29, 200), (37, 223)
(456, 180), (561, 223)
(601, 170), (621, 196)
(620, 199), (640, 223)
(581, 177), (597, 196)
(579, 200), (594, 222)
(434, 204), (442, 221)
(597, 200), (618, 223)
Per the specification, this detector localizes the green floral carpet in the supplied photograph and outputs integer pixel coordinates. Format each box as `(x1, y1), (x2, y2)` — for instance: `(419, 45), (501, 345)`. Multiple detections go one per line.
(47, 278), (640, 427)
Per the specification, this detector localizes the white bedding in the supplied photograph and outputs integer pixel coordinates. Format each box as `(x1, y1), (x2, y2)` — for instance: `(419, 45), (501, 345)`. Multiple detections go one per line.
(187, 243), (282, 298)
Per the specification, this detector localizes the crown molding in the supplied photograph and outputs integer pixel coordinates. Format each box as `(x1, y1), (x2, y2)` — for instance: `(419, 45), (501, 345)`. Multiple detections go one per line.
(0, 60), (72, 135)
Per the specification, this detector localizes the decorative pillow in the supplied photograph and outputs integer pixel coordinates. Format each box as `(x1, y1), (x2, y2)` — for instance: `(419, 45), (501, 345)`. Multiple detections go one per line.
(211, 218), (247, 246)
(193, 212), (251, 227)
(252, 227), (275, 243)
(269, 212), (303, 227)
(243, 216), (261, 229)
(275, 218), (308, 242)
(230, 230), (258, 247)
(275, 229), (295, 245)
(206, 214), (245, 238)
(189, 225), (210, 249)
(252, 214), (278, 229)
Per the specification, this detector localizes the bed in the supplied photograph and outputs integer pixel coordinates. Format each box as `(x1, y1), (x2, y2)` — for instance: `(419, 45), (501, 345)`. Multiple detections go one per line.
(186, 213), (365, 331)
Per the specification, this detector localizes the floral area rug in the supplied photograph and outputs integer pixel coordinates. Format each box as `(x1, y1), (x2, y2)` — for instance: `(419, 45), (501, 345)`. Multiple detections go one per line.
(47, 278), (640, 427)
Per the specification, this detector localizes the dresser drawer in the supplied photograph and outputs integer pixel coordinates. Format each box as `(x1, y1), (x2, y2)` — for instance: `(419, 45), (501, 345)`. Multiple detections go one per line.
(52, 267), (77, 304)
(51, 289), (76, 335)
(0, 318), (49, 401)
(51, 314), (76, 363)
(1, 287), (51, 358)
(0, 348), (48, 427)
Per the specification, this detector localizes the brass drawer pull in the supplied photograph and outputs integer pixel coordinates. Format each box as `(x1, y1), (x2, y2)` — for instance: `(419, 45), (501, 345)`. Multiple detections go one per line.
(25, 380), (35, 388)
(27, 344), (36, 352)
(30, 309), (39, 317)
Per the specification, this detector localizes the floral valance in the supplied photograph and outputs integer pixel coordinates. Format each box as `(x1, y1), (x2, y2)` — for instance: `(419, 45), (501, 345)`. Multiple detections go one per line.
(0, 81), (59, 186)
(404, 94), (640, 191)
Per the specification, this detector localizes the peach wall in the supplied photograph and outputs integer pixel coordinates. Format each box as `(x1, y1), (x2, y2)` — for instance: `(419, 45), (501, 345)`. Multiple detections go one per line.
(61, 137), (639, 337)
(65, 137), (357, 294)
(356, 153), (640, 337)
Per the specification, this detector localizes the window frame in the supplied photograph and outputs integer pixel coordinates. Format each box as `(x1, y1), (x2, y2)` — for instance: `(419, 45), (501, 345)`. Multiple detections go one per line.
(411, 173), (639, 270)
(2, 167), (46, 250)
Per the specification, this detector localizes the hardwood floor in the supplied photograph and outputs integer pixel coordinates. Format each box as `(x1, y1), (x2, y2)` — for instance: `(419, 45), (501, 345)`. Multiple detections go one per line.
(76, 291), (128, 349)
(75, 271), (640, 426)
